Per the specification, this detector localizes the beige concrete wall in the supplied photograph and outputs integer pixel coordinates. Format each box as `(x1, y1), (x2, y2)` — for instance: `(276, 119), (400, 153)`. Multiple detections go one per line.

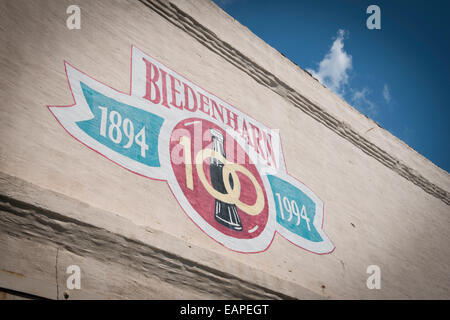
(0, 0), (449, 299)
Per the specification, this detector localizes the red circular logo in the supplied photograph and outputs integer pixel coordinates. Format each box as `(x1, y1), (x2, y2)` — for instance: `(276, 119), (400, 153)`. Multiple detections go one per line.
(170, 118), (269, 239)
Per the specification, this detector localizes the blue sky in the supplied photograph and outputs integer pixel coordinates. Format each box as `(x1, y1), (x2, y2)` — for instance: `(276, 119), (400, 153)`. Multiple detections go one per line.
(213, 0), (450, 172)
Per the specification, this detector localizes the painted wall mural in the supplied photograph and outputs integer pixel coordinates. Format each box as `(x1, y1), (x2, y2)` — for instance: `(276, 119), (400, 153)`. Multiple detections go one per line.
(48, 46), (334, 254)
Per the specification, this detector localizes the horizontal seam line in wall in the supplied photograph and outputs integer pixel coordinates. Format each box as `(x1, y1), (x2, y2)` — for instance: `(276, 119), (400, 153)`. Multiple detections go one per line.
(0, 193), (297, 300)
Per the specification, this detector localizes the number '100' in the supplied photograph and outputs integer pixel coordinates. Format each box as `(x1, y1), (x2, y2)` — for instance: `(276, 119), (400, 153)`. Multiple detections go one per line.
(275, 193), (311, 231)
(98, 107), (149, 157)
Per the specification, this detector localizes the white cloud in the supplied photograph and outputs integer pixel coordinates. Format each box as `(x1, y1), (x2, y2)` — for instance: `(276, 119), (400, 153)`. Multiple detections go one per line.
(382, 84), (391, 103)
(307, 29), (353, 95)
(351, 87), (377, 116)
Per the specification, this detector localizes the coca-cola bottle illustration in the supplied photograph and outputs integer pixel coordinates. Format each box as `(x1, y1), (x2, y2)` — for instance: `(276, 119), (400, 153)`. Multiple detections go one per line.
(209, 129), (243, 231)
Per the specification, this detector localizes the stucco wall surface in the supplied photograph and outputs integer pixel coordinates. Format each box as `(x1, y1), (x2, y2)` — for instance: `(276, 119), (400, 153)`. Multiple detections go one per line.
(0, 0), (449, 299)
